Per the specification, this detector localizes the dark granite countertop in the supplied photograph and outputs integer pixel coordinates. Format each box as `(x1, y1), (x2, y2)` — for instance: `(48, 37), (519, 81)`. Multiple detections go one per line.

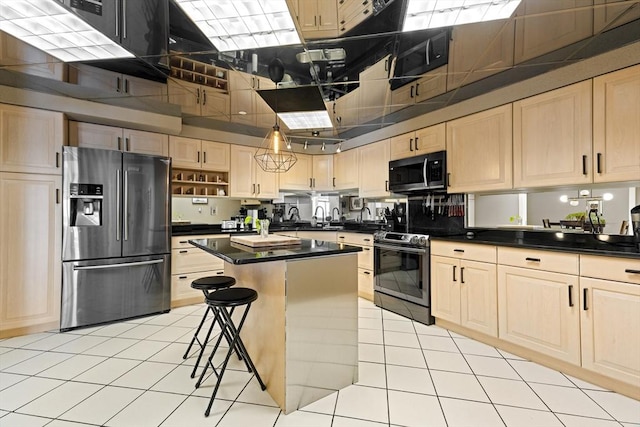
(172, 221), (388, 236)
(431, 229), (640, 259)
(189, 237), (363, 265)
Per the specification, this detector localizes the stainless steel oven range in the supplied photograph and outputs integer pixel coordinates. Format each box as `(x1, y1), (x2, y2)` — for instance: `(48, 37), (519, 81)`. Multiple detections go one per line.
(373, 231), (434, 325)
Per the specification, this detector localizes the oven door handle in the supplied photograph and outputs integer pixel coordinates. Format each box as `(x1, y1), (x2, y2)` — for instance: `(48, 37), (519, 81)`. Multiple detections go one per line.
(374, 243), (428, 254)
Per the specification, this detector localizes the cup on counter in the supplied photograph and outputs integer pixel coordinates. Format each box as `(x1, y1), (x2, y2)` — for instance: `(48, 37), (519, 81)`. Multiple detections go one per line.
(260, 219), (270, 238)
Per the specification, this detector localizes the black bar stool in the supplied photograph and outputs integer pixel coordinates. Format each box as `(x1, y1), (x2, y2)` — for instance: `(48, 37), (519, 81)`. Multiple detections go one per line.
(195, 287), (266, 417)
(182, 275), (236, 378)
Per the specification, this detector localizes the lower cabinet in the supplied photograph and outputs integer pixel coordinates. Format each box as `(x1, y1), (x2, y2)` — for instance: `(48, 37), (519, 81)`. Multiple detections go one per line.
(431, 241), (498, 337)
(170, 235), (226, 308)
(336, 232), (375, 301)
(0, 172), (61, 337)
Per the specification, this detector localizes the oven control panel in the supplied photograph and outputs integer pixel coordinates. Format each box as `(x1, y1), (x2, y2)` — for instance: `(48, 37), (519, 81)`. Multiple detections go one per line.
(374, 231), (430, 248)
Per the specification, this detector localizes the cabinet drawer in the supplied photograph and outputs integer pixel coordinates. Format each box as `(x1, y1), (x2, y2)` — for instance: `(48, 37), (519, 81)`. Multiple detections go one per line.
(431, 241), (496, 263)
(172, 247), (223, 274)
(498, 247), (578, 275)
(358, 246), (373, 270)
(171, 270), (225, 305)
(337, 232), (373, 246)
(358, 267), (374, 301)
(171, 234), (229, 249)
(580, 255), (640, 284)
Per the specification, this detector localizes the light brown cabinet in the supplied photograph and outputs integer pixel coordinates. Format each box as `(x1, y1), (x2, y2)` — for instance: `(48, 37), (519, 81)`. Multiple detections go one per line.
(168, 78), (230, 120)
(312, 155), (334, 191)
(333, 89), (359, 130)
(279, 153), (313, 191)
(446, 104), (513, 193)
(497, 248), (581, 365)
(592, 65), (640, 183)
(513, 81), (592, 188)
(333, 149), (359, 190)
(170, 235), (226, 308)
(69, 64), (167, 101)
(338, 0), (373, 35)
(0, 172), (61, 338)
(447, 20), (515, 89)
(0, 31), (66, 81)
(579, 255), (640, 386)
(169, 136), (230, 171)
(593, 0), (640, 33)
(358, 55), (392, 124)
(0, 104), (64, 175)
(514, 0), (594, 64)
(358, 139), (390, 198)
(337, 232), (374, 300)
(390, 65), (447, 113)
(69, 122), (169, 156)
(431, 241), (498, 337)
(230, 71), (276, 129)
(297, 0), (338, 39)
(390, 123), (446, 161)
(230, 145), (279, 199)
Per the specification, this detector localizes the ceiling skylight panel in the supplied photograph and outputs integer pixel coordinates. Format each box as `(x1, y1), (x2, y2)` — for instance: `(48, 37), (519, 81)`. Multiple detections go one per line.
(217, 16), (249, 36)
(275, 29), (299, 46)
(212, 36), (239, 52)
(233, 33), (259, 50)
(483, 0), (521, 21)
(253, 32), (279, 47)
(268, 12), (296, 30)
(242, 15), (271, 33)
(259, 0), (289, 14)
(233, 1), (265, 17)
(403, 0), (521, 31)
(278, 111), (333, 130)
(456, 2), (491, 25)
(202, 20), (226, 37)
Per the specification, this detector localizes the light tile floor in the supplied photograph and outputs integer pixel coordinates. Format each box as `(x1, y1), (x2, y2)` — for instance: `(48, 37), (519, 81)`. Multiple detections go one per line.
(0, 299), (638, 427)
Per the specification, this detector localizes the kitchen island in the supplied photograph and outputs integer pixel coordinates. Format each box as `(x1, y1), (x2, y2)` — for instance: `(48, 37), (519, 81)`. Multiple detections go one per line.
(189, 237), (362, 414)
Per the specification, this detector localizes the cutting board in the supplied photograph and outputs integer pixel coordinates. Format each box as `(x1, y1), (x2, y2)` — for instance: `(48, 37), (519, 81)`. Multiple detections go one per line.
(230, 234), (301, 247)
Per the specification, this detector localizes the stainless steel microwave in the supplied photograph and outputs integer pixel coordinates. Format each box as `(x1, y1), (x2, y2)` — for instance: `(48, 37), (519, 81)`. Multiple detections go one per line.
(388, 151), (446, 193)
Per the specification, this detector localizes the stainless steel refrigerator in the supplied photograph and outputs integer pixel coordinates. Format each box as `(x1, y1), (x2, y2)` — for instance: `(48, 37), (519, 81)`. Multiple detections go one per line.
(61, 146), (171, 331)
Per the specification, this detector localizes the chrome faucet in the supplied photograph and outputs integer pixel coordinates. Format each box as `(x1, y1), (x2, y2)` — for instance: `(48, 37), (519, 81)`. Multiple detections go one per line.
(314, 206), (325, 227)
(332, 207), (340, 221)
(359, 206), (371, 222)
(288, 206), (300, 222)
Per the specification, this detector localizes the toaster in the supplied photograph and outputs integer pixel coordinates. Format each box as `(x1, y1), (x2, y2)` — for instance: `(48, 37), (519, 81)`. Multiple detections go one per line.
(221, 220), (237, 230)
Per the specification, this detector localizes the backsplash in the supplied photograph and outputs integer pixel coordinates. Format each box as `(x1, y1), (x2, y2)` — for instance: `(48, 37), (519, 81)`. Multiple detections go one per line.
(172, 197), (241, 224)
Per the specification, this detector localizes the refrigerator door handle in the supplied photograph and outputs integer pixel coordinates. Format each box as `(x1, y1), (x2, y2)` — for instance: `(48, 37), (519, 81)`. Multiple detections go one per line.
(73, 259), (164, 271)
(116, 169), (121, 241)
(124, 170), (129, 241)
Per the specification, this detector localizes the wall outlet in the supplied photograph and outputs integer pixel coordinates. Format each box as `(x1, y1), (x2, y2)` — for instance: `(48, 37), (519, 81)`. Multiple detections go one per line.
(210, 206), (217, 215)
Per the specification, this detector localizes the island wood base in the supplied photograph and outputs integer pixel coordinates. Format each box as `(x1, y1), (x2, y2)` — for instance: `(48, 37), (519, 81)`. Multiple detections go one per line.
(223, 253), (359, 413)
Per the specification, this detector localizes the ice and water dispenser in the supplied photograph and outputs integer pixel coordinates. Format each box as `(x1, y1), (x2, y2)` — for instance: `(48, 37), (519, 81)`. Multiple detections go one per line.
(69, 183), (103, 226)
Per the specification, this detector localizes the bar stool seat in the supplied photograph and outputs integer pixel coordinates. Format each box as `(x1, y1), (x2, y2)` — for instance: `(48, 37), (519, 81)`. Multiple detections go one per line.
(183, 275), (236, 378)
(197, 287), (266, 416)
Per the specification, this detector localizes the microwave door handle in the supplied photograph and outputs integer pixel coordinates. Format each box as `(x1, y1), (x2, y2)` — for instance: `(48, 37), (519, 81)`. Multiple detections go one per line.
(425, 39), (430, 65)
(423, 158), (429, 187)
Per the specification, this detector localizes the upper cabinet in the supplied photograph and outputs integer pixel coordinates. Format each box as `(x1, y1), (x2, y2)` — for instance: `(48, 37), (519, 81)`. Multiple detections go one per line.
(0, 104), (64, 175)
(592, 65), (640, 183)
(338, 0), (373, 35)
(296, 0), (338, 39)
(447, 20), (515, 90)
(513, 81), (592, 189)
(313, 155), (334, 191)
(358, 139), (390, 199)
(69, 64), (167, 102)
(229, 71), (276, 129)
(390, 123), (446, 161)
(169, 136), (230, 172)
(229, 145), (278, 199)
(279, 153), (313, 191)
(593, 0), (640, 33)
(334, 149), (359, 191)
(358, 55), (392, 124)
(168, 79), (230, 121)
(0, 31), (66, 81)
(446, 104), (513, 194)
(390, 65), (447, 114)
(333, 90), (359, 131)
(69, 122), (169, 157)
(514, 0), (593, 64)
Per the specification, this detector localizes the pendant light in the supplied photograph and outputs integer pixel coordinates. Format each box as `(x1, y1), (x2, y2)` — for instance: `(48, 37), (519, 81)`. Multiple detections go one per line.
(254, 58), (297, 173)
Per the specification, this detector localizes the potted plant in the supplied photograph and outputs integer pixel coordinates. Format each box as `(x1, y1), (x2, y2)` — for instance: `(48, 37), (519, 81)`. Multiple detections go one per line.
(560, 212), (585, 229)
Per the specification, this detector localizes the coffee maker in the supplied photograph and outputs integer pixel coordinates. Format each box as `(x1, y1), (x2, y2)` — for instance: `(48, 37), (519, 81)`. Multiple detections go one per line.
(631, 205), (640, 251)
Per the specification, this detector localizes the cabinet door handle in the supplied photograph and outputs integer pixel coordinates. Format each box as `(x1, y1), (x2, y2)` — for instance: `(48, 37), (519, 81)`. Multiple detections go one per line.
(597, 152), (602, 174)
(202, 90), (207, 105)
(363, 8), (369, 14)
(203, 152), (207, 164)
(252, 184), (256, 194)
(460, 267), (465, 283)
(197, 151), (200, 163)
(385, 180), (388, 191)
(384, 58), (388, 71)
(364, 271), (371, 275)
(447, 172), (451, 187)
(124, 78), (129, 94)
(364, 247), (370, 251)
(179, 250), (188, 254)
(314, 15), (317, 26)
(56, 188), (60, 204)
(364, 238), (371, 242)
(568, 285), (574, 307)
(415, 83), (420, 97)
(452, 265), (457, 282)
(582, 155), (588, 175)
(117, 136), (122, 151)
(179, 275), (187, 279)
(625, 269), (640, 274)
(409, 138), (414, 151)
(125, 137), (130, 152)
(56, 152), (60, 168)
(453, 249), (464, 253)
(410, 85), (414, 98)
(415, 137), (419, 151)
(196, 88), (200, 104)
(310, 178), (313, 188)
(257, 184), (260, 194)
(333, 177), (336, 187)
(339, 236), (345, 239)
(583, 288), (588, 310)
(116, 76), (121, 92)
(179, 240), (188, 244)
(525, 257), (541, 262)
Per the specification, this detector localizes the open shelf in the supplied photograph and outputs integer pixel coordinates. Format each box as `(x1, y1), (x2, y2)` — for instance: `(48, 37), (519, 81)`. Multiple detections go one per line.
(169, 54), (229, 92)
(172, 168), (229, 197)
